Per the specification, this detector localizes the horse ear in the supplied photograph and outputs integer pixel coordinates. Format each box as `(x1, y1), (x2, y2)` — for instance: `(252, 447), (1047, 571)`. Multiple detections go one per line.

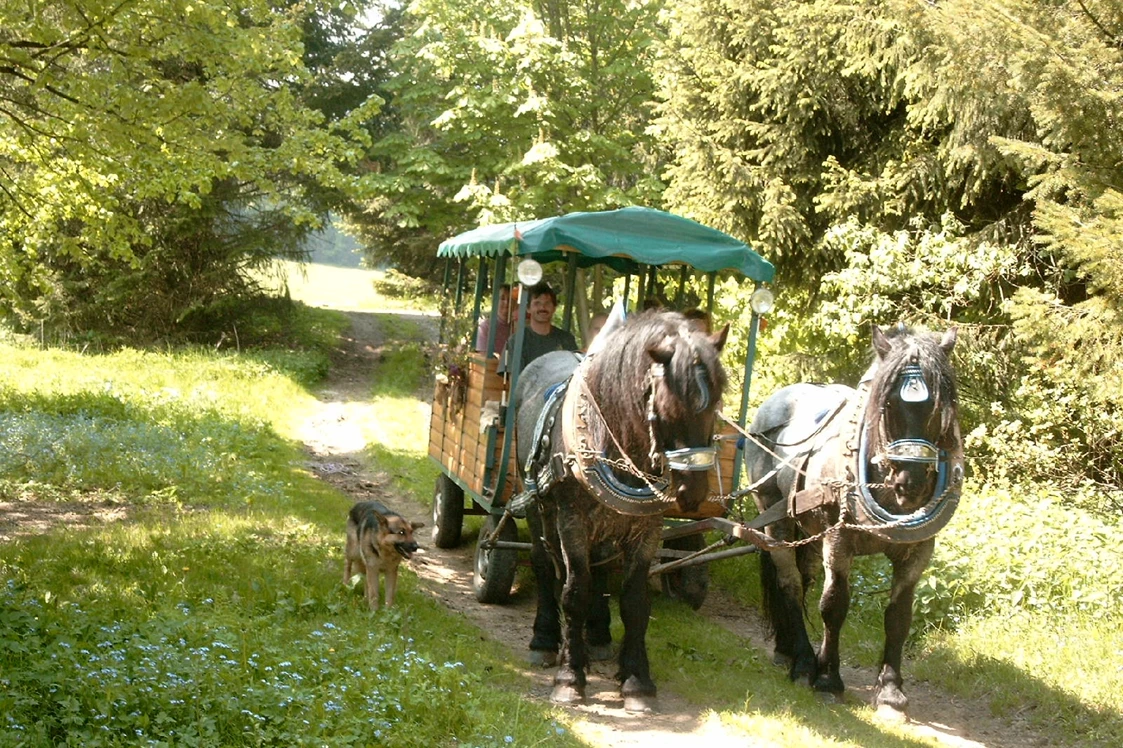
(871, 325), (892, 359)
(940, 326), (957, 353)
(646, 335), (675, 365)
(708, 324), (730, 352)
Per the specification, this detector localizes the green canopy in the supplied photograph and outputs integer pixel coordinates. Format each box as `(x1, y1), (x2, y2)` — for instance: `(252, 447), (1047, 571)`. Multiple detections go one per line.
(437, 207), (774, 282)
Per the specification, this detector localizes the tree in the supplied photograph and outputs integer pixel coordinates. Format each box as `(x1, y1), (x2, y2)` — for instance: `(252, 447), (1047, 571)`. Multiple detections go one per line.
(350, 0), (667, 277)
(0, 0), (380, 337)
(657, 0), (1123, 510)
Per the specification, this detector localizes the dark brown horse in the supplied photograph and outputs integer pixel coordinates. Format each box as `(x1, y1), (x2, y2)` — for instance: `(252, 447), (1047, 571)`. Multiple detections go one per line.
(744, 324), (962, 717)
(514, 311), (728, 712)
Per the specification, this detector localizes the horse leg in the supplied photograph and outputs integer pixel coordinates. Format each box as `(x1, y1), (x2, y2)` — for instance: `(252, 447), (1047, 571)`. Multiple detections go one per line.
(586, 564), (613, 661)
(552, 515), (592, 704)
(760, 519), (817, 685)
(875, 540), (935, 718)
(815, 534), (853, 695)
(615, 520), (661, 712)
(527, 503), (561, 667)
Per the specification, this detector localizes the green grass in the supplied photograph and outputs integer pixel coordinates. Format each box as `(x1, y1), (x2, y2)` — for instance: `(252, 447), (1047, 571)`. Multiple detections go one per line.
(6, 263), (1123, 746)
(706, 481), (1123, 746)
(0, 302), (579, 747)
(264, 260), (441, 314)
(348, 314), (440, 505)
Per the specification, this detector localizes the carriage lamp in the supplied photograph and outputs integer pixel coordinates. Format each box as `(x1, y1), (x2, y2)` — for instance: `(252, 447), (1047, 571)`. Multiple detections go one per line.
(750, 287), (775, 315)
(517, 258), (543, 286)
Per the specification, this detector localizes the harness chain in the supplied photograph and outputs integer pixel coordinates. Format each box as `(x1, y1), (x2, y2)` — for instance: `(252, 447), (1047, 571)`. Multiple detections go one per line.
(493, 363), (947, 554)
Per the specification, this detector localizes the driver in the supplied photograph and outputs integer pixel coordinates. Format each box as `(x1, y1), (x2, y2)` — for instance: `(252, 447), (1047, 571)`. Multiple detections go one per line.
(499, 282), (577, 372)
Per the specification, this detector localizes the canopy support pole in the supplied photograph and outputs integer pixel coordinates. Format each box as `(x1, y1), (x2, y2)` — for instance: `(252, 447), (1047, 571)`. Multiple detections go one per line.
(562, 253), (578, 333)
(733, 281), (764, 489)
(439, 258), (452, 344)
(454, 257), (466, 313)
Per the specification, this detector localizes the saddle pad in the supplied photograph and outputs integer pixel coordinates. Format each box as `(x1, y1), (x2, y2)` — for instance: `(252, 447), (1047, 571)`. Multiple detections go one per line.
(751, 382), (852, 440)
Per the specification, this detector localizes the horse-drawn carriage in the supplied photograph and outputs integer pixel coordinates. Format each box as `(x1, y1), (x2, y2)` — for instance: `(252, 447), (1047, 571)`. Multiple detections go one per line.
(427, 207), (774, 605)
(426, 206), (965, 715)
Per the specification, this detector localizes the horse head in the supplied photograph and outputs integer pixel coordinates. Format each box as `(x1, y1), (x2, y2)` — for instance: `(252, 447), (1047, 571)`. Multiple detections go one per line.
(865, 324), (958, 513)
(644, 317), (730, 512)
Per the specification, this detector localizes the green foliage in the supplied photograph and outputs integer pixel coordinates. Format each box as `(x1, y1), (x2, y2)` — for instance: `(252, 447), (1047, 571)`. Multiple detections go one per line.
(350, 0), (667, 277)
(912, 480), (1123, 630)
(0, 335), (334, 505)
(0, 0), (381, 339)
(658, 0), (1123, 524)
(371, 268), (438, 301)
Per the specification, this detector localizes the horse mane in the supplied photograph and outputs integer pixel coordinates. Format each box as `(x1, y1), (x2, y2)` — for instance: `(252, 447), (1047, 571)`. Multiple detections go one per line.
(863, 325), (959, 457)
(584, 310), (726, 468)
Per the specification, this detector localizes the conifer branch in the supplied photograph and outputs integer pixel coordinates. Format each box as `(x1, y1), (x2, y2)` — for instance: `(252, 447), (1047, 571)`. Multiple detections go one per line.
(1075, 0), (1123, 50)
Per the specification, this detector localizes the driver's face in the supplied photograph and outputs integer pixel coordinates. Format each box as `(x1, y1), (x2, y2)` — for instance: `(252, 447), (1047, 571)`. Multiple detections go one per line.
(529, 293), (556, 323)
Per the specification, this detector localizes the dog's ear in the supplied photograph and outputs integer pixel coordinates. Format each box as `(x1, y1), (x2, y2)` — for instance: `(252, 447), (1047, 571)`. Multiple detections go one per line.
(374, 512), (391, 530)
(411, 521), (425, 530)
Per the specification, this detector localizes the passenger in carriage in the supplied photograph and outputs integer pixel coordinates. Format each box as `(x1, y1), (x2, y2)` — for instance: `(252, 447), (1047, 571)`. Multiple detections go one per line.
(499, 282), (577, 373)
(582, 312), (608, 352)
(475, 283), (512, 355)
(682, 307), (712, 333)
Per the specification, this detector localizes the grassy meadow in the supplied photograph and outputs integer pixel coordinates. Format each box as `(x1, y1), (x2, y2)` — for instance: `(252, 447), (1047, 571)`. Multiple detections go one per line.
(2, 263), (1122, 747)
(0, 275), (577, 747)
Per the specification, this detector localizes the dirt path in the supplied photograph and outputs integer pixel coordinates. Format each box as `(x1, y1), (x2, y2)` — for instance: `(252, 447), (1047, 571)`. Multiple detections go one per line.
(299, 311), (1048, 748)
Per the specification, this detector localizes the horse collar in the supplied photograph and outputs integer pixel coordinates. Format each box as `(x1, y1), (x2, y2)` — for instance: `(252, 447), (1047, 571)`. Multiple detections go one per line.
(839, 375), (965, 543)
(562, 366), (676, 517)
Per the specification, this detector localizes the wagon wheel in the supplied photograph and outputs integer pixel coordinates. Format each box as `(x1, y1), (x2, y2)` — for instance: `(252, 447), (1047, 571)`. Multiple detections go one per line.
(473, 514), (518, 604)
(660, 534), (709, 610)
(432, 473), (464, 549)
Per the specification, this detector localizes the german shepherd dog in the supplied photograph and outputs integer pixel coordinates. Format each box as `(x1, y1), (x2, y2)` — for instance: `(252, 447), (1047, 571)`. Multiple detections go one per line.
(343, 501), (423, 610)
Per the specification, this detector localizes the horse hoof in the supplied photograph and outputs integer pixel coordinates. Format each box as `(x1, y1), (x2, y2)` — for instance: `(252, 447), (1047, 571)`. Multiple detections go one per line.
(528, 649), (558, 668)
(623, 694), (657, 713)
(875, 703), (909, 723)
(588, 643), (613, 662)
(551, 684), (585, 705)
(816, 690), (846, 705)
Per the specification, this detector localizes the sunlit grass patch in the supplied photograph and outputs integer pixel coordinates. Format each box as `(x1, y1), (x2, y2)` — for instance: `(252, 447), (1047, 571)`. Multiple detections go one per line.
(0, 345), (320, 508)
(358, 317), (437, 502)
(643, 596), (949, 748)
(265, 260), (440, 314)
(915, 611), (1123, 745)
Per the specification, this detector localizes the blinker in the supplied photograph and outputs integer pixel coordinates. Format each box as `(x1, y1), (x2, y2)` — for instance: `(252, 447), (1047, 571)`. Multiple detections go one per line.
(899, 365), (929, 403)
